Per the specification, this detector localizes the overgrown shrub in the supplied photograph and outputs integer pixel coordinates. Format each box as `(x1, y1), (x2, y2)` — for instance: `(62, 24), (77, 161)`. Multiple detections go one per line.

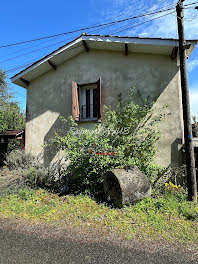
(7, 138), (23, 154)
(54, 91), (166, 196)
(4, 150), (61, 191)
(4, 149), (36, 170)
(25, 165), (59, 191)
(153, 165), (187, 190)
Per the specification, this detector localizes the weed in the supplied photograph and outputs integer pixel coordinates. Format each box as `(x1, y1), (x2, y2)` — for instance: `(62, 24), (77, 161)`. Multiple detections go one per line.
(0, 188), (197, 245)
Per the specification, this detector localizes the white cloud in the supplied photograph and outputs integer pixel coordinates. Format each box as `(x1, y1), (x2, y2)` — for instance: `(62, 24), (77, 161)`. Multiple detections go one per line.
(135, 12), (177, 38)
(190, 89), (198, 119)
(188, 59), (198, 72)
(97, 0), (169, 35)
(134, 2), (198, 39)
(92, 0), (198, 39)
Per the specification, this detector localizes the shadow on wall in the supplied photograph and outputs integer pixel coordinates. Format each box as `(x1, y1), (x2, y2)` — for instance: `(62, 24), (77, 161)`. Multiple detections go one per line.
(171, 138), (184, 167)
(43, 115), (69, 167)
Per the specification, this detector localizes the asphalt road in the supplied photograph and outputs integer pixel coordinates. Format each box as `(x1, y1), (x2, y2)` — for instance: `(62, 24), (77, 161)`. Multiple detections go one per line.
(0, 228), (197, 264)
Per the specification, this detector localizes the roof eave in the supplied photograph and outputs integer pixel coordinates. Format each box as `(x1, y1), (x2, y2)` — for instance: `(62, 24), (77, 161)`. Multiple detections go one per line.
(11, 34), (197, 88)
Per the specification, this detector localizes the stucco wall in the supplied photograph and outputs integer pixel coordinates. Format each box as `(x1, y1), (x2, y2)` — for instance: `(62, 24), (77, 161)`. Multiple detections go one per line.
(26, 49), (184, 167)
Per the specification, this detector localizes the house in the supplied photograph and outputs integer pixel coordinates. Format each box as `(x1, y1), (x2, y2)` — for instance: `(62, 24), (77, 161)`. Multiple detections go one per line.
(11, 34), (197, 167)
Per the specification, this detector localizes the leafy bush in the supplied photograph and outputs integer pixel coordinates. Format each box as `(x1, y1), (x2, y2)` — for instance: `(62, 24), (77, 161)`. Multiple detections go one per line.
(25, 166), (58, 191)
(54, 91), (166, 196)
(4, 149), (36, 170)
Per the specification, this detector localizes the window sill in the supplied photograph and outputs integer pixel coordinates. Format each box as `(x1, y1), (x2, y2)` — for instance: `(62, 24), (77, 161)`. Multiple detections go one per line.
(79, 118), (101, 123)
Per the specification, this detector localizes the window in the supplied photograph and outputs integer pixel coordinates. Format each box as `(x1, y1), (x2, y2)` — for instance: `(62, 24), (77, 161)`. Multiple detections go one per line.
(72, 78), (101, 121)
(81, 86), (98, 119)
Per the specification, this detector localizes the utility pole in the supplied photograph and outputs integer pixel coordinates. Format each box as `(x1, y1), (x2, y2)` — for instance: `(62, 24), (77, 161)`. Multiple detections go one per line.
(176, 0), (197, 202)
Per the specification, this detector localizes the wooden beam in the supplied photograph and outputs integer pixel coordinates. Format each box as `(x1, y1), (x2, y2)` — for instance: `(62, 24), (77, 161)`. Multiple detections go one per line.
(171, 47), (178, 60)
(48, 60), (56, 71)
(83, 40), (89, 52)
(20, 78), (29, 86)
(125, 44), (128, 56)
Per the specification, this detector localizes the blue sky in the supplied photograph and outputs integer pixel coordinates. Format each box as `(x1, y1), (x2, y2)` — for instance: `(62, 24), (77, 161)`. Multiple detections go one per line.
(1, 0), (198, 118)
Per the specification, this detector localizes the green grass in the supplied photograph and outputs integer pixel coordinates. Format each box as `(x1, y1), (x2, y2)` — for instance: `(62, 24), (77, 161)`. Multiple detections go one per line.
(0, 188), (197, 244)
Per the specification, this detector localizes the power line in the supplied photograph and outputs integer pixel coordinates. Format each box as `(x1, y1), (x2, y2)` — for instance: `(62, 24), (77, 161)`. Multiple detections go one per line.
(5, 9), (178, 74)
(0, 36), (79, 64)
(1, 3), (165, 58)
(98, 4), (177, 36)
(6, 61), (38, 73)
(183, 6), (198, 9)
(184, 1), (198, 7)
(0, 35), (65, 60)
(1, 7), (141, 62)
(0, 3), (178, 65)
(0, 6), (177, 64)
(0, 6), (176, 49)
(6, 44), (84, 74)
(4, 4), (179, 74)
(111, 10), (176, 35)
(109, 9), (172, 35)
(0, 8), (139, 60)
(6, 11), (177, 75)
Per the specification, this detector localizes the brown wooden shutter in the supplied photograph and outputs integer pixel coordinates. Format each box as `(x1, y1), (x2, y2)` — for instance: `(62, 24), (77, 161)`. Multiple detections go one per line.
(72, 81), (80, 121)
(97, 77), (101, 118)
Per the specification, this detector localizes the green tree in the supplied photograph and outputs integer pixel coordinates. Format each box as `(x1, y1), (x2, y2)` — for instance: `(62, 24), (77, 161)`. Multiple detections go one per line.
(0, 70), (11, 107)
(0, 69), (25, 132)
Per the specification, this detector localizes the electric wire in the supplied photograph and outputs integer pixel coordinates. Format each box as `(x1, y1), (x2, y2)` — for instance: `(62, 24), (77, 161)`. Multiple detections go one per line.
(109, 9), (173, 35)
(91, 3), (176, 35)
(6, 43), (84, 74)
(111, 10), (176, 35)
(5, 4), (180, 74)
(0, 7), (140, 60)
(6, 13), (177, 74)
(1, 6), (177, 64)
(6, 9), (177, 74)
(0, 6), (176, 49)
(184, 1), (198, 7)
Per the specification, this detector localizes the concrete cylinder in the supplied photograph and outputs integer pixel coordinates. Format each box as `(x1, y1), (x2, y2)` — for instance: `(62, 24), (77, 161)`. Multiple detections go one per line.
(103, 166), (151, 207)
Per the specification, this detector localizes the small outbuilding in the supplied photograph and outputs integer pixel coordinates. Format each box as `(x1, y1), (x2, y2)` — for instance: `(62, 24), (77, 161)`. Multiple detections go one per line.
(0, 129), (25, 165)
